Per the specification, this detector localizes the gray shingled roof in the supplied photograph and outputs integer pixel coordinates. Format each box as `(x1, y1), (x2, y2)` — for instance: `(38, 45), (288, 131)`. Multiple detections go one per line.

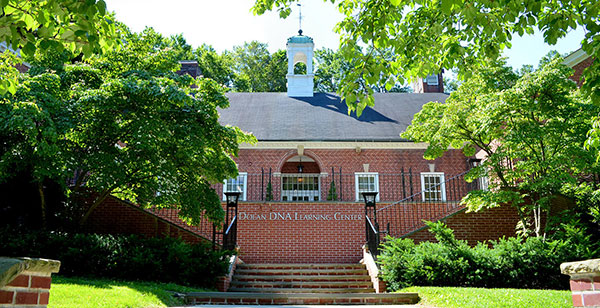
(219, 92), (448, 142)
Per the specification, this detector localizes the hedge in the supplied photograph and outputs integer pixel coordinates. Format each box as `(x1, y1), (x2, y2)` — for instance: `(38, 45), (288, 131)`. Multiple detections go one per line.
(0, 228), (230, 288)
(379, 221), (599, 291)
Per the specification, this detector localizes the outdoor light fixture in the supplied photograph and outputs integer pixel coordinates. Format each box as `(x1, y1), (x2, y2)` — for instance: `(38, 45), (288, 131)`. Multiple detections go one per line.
(362, 192), (378, 207)
(297, 155), (303, 173)
(224, 191), (241, 207)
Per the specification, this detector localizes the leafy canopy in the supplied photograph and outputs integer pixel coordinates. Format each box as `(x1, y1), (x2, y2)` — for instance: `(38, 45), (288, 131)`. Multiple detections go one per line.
(0, 0), (118, 94)
(402, 58), (599, 236)
(0, 28), (255, 226)
(252, 0), (599, 116)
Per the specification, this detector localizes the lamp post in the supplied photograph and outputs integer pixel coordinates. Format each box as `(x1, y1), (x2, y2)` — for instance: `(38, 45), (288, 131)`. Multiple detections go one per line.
(362, 192), (380, 258)
(362, 192), (378, 208)
(222, 191), (241, 251)
(225, 191), (241, 208)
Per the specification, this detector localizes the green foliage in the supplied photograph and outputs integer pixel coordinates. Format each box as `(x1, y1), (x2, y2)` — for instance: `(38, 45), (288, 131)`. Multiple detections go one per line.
(327, 181), (338, 201)
(0, 29), (256, 227)
(294, 61), (306, 74)
(229, 41), (287, 92)
(0, 228), (230, 288)
(401, 58), (599, 237)
(0, 0), (118, 94)
(378, 222), (599, 291)
(253, 0), (600, 118)
(265, 180), (274, 201)
(314, 47), (410, 96)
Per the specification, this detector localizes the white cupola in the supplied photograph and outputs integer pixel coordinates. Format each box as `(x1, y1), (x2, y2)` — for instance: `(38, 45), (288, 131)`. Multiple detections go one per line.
(286, 30), (314, 97)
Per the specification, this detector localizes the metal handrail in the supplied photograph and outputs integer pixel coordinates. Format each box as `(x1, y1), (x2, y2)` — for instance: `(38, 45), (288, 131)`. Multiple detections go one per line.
(224, 215), (237, 235)
(376, 170), (470, 213)
(366, 215), (378, 234)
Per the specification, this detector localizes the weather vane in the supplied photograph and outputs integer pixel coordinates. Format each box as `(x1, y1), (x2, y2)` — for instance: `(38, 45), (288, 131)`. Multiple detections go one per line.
(297, 2), (303, 35)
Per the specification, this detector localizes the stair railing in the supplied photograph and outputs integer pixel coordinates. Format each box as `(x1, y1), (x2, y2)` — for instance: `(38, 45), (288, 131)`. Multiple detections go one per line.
(213, 192), (240, 251)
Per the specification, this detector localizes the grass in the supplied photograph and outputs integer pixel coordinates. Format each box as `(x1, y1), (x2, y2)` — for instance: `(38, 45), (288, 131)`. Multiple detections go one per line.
(400, 286), (572, 308)
(48, 276), (208, 308)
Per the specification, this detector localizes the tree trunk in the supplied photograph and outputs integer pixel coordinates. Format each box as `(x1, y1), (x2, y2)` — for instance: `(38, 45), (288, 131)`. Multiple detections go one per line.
(37, 182), (47, 230)
(78, 189), (111, 227)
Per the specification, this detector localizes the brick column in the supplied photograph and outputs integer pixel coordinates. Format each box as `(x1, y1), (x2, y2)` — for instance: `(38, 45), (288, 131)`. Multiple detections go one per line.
(561, 259), (600, 307)
(0, 257), (61, 308)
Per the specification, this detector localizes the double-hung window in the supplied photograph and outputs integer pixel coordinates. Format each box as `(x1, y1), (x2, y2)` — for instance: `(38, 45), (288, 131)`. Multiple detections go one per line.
(421, 172), (446, 202)
(223, 172), (247, 201)
(355, 172), (379, 201)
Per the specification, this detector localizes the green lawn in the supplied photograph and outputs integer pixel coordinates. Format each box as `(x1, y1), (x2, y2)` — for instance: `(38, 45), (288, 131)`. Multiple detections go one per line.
(49, 276), (207, 308)
(400, 286), (572, 308)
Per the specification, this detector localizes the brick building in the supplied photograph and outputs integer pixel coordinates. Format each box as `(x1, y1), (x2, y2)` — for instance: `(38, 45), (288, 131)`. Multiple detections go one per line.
(86, 32), (523, 264)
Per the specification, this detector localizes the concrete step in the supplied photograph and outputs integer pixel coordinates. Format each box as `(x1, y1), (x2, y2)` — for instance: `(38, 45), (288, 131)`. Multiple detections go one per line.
(234, 268), (369, 276)
(236, 263), (365, 270)
(185, 292), (420, 305)
(230, 280), (373, 289)
(229, 287), (376, 293)
(234, 274), (371, 282)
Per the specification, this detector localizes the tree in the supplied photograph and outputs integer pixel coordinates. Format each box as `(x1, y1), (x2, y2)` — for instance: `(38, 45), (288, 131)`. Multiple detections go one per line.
(0, 29), (255, 228)
(194, 44), (236, 87)
(0, 0), (118, 94)
(327, 181), (338, 201)
(252, 0), (599, 117)
(314, 47), (410, 94)
(401, 58), (599, 237)
(229, 41), (287, 92)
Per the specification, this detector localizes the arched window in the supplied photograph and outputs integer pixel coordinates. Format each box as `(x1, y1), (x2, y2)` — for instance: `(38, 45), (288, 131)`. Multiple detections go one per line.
(280, 155), (321, 201)
(294, 62), (307, 75)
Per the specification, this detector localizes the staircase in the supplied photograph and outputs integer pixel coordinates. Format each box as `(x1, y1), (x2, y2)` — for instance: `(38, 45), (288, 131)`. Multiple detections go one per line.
(185, 263), (419, 305)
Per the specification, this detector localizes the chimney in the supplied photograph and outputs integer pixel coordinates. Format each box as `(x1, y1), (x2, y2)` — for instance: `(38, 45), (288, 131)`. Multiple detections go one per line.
(177, 60), (201, 78)
(412, 70), (444, 93)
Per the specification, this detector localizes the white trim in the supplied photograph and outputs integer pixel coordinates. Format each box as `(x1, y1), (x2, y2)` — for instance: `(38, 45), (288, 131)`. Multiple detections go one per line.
(563, 49), (590, 68)
(420, 172), (446, 202)
(223, 172), (247, 201)
(238, 141), (430, 150)
(281, 173), (321, 201)
(355, 172), (380, 202)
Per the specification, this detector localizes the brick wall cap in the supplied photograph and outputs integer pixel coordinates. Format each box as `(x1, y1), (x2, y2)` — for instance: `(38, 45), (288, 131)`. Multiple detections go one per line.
(0, 257), (61, 288)
(561, 258), (600, 276)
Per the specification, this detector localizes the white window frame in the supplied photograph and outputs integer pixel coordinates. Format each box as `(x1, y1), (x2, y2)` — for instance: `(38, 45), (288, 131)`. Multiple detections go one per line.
(355, 172), (379, 202)
(223, 172), (247, 201)
(281, 173), (321, 202)
(420, 172), (446, 202)
(425, 74), (439, 85)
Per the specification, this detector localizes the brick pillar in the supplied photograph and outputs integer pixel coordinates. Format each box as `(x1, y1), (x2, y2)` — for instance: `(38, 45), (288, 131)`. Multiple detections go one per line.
(561, 259), (600, 307)
(0, 257), (61, 308)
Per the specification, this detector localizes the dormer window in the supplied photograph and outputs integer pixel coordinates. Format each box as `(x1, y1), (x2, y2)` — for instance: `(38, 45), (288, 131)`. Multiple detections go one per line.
(425, 74), (439, 85)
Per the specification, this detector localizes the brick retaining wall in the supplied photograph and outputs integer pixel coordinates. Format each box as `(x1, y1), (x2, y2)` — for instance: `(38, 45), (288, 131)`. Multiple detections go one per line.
(85, 198), (521, 263)
(0, 258), (60, 308)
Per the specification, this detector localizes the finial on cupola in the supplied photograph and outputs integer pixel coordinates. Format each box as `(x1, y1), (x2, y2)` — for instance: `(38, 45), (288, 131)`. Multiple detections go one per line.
(297, 3), (303, 36)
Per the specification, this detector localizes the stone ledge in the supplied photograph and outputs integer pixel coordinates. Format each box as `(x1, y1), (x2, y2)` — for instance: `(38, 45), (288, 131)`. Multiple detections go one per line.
(0, 258), (61, 288)
(561, 259), (600, 276)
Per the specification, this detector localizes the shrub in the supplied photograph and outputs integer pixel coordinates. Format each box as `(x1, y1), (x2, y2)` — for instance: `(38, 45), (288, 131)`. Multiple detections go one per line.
(379, 221), (599, 291)
(0, 228), (229, 288)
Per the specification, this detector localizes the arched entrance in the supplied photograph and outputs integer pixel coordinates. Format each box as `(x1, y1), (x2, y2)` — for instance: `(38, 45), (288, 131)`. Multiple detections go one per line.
(280, 155), (321, 201)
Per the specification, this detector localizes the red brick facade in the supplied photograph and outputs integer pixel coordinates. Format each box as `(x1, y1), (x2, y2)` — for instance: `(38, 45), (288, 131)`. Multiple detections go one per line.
(220, 148), (472, 202)
(233, 201), (519, 263)
(83, 147), (523, 263)
(84, 196), (212, 243)
(570, 57), (594, 87)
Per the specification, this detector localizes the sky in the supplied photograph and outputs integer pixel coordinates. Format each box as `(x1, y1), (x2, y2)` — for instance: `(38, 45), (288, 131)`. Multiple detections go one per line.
(104, 0), (586, 71)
